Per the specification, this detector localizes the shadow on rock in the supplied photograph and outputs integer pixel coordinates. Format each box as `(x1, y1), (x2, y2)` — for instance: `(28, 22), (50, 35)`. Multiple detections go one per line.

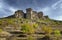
(37, 36), (52, 40)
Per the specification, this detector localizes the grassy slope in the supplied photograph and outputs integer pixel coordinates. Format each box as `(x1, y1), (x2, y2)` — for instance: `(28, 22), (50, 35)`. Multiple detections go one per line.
(0, 18), (62, 26)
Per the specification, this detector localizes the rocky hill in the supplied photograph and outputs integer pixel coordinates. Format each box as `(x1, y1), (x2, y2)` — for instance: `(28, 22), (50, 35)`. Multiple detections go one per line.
(0, 8), (62, 32)
(0, 8), (62, 40)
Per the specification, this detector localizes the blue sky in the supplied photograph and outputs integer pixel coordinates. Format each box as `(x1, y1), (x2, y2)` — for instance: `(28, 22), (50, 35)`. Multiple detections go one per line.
(0, 0), (62, 20)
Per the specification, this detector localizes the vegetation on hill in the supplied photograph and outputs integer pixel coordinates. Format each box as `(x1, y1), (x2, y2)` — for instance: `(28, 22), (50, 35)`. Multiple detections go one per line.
(0, 18), (62, 40)
(0, 18), (62, 28)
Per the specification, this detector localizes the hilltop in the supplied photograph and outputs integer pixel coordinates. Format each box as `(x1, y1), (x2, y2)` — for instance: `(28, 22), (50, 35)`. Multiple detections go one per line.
(0, 8), (62, 32)
(0, 8), (62, 40)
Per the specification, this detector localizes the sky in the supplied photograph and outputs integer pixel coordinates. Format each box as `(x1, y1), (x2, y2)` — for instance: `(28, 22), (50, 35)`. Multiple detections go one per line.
(0, 0), (62, 20)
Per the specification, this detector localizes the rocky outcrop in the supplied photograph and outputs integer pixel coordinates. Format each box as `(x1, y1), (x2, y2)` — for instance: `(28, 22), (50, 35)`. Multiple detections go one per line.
(15, 10), (24, 18)
(4, 8), (49, 20)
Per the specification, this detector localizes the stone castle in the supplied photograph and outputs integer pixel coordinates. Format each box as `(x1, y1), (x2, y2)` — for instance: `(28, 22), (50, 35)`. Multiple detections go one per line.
(7, 8), (49, 20)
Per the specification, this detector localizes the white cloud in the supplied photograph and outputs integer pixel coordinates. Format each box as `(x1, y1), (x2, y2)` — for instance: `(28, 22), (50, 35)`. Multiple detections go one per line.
(0, 0), (3, 9)
(0, 3), (2, 8)
(59, 4), (62, 8)
(38, 0), (62, 20)
(40, 7), (53, 16)
(0, 0), (18, 17)
(55, 16), (62, 20)
(51, 0), (62, 9)
(0, 0), (13, 18)
(9, 7), (17, 13)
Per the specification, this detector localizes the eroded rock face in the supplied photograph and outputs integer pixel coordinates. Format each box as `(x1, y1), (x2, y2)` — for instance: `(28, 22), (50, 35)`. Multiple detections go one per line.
(38, 12), (43, 19)
(32, 11), (38, 19)
(0, 38), (6, 40)
(0, 31), (11, 40)
(26, 8), (33, 19)
(9, 8), (49, 20)
(44, 15), (49, 20)
(38, 36), (52, 40)
(15, 10), (24, 18)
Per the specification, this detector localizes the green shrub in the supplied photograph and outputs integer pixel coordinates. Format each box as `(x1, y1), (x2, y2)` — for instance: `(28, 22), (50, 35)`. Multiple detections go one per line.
(0, 29), (3, 32)
(33, 23), (38, 28)
(42, 26), (52, 36)
(54, 30), (61, 40)
(21, 23), (35, 34)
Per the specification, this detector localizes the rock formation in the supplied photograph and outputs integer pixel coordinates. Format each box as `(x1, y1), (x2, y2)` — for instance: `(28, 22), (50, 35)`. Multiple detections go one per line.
(6, 8), (49, 20)
(15, 10), (24, 18)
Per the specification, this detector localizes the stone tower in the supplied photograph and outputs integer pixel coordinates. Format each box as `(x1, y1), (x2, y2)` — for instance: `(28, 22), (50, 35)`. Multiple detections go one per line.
(15, 10), (24, 18)
(26, 8), (33, 19)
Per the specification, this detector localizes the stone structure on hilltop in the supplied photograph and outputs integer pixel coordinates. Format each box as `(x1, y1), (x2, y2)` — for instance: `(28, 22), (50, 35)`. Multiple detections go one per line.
(38, 12), (43, 19)
(32, 11), (38, 19)
(26, 8), (33, 19)
(44, 16), (49, 19)
(43, 15), (49, 20)
(13, 8), (49, 19)
(15, 10), (24, 18)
